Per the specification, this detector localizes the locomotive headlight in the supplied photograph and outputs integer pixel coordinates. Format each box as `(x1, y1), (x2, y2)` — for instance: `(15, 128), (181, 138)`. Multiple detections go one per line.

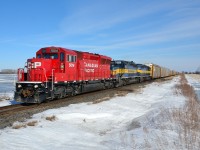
(34, 85), (38, 88)
(18, 84), (22, 88)
(61, 63), (64, 70)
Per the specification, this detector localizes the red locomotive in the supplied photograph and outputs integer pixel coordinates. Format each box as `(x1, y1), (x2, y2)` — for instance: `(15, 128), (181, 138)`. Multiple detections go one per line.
(15, 47), (112, 103)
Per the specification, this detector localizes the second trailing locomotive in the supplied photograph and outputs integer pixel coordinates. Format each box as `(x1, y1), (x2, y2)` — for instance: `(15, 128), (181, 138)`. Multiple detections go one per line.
(14, 46), (177, 103)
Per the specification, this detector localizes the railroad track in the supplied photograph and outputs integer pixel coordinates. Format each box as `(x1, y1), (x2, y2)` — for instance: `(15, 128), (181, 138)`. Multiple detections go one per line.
(0, 77), (171, 114)
(0, 104), (33, 116)
(0, 76), (172, 114)
(0, 104), (25, 113)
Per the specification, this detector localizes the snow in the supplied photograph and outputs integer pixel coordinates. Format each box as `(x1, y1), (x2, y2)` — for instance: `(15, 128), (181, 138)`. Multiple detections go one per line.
(0, 74), (17, 106)
(185, 75), (200, 100)
(0, 75), (199, 149)
(0, 99), (20, 107)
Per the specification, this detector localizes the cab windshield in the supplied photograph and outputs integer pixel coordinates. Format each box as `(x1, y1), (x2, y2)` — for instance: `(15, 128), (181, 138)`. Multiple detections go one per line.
(37, 53), (58, 59)
(137, 66), (143, 70)
(110, 61), (124, 70)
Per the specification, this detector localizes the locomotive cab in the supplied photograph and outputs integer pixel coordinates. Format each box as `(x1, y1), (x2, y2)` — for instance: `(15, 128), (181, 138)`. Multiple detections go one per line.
(110, 60), (124, 78)
(35, 47), (65, 77)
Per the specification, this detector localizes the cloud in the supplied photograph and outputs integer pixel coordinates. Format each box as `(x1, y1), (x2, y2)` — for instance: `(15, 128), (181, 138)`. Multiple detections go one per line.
(16, 1), (200, 47)
(13, 0), (200, 59)
(101, 17), (200, 49)
(59, 1), (180, 35)
(48, 0), (200, 54)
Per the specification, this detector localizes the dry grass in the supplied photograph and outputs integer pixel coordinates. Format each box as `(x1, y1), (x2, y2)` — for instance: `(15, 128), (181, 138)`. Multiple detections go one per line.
(27, 120), (38, 126)
(0, 95), (11, 101)
(116, 91), (128, 97)
(12, 116), (57, 129)
(46, 115), (56, 121)
(172, 74), (200, 149)
(12, 120), (38, 129)
(12, 124), (27, 129)
(92, 97), (111, 104)
(115, 89), (135, 97)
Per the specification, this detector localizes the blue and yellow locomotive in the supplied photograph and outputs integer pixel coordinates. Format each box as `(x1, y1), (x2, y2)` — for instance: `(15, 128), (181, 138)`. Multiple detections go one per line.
(110, 60), (137, 78)
(136, 64), (151, 81)
(110, 60), (151, 87)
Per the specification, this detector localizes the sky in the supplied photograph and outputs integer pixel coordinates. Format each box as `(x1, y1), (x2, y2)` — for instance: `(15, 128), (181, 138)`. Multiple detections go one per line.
(0, 0), (200, 72)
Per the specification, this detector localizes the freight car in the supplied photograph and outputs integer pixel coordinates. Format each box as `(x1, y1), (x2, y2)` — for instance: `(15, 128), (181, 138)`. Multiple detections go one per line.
(145, 63), (161, 79)
(145, 63), (178, 79)
(14, 47), (178, 104)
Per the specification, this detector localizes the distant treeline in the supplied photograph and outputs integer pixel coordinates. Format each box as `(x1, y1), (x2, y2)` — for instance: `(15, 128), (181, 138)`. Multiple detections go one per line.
(0, 69), (17, 74)
(183, 71), (200, 74)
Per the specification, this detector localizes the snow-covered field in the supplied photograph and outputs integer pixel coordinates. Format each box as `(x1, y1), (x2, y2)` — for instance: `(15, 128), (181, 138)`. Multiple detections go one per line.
(0, 74), (16, 96)
(0, 74), (19, 106)
(0, 75), (199, 149)
(186, 74), (200, 100)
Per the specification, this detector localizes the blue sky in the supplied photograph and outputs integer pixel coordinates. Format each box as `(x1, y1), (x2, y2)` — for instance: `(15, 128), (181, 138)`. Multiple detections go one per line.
(0, 0), (200, 72)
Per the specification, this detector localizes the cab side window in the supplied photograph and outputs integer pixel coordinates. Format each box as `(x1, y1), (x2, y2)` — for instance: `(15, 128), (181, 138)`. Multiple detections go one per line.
(37, 54), (41, 58)
(60, 52), (65, 61)
(67, 55), (77, 62)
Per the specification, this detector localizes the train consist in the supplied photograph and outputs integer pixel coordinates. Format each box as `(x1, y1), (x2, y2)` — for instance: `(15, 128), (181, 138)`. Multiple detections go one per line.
(14, 47), (178, 103)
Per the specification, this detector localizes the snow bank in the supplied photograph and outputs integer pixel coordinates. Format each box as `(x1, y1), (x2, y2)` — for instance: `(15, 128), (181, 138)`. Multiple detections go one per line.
(0, 99), (20, 107)
(0, 74), (17, 106)
(185, 75), (200, 100)
(0, 76), (189, 150)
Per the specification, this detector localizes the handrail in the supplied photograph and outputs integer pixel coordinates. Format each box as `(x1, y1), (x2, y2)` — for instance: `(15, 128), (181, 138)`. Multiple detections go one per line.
(43, 68), (48, 88)
(18, 68), (24, 81)
(51, 69), (55, 91)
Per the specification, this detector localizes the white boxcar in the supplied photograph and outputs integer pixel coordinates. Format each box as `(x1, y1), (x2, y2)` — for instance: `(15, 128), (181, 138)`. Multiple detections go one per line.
(161, 67), (171, 77)
(145, 63), (161, 79)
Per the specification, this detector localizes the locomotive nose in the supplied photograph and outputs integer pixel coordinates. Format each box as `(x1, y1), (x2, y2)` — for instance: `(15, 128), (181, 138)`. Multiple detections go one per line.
(27, 58), (48, 81)
(27, 58), (54, 82)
